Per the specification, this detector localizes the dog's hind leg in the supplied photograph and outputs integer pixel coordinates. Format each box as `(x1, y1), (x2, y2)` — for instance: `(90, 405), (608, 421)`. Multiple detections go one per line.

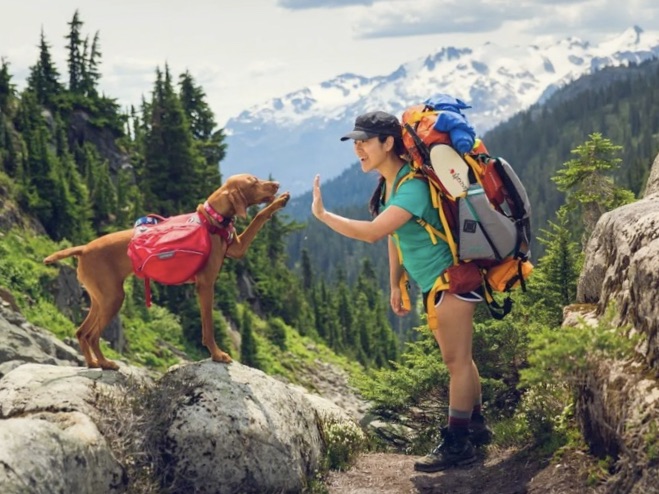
(86, 287), (125, 371)
(75, 301), (101, 368)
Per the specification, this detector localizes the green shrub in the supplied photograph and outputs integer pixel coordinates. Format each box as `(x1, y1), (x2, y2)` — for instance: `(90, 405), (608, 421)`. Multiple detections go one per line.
(354, 328), (447, 410)
(521, 304), (635, 388)
(24, 300), (76, 339)
(267, 316), (288, 350)
(320, 418), (366, 471)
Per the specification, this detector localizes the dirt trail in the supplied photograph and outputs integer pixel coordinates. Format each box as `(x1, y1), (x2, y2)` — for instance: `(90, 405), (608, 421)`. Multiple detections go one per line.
(323, 448), (597, 494)
(306, 360), (597, 493)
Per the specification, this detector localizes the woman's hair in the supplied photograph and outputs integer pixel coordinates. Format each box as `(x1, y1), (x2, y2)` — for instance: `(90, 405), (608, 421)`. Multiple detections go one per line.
(368, 134), (409, 217)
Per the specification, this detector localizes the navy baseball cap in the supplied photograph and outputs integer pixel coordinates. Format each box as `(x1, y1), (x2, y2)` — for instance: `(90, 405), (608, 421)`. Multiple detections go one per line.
(340, 111), (401, 141)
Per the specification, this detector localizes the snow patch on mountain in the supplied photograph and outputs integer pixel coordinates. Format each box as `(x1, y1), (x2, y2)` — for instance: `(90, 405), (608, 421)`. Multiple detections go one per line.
(222, 26), (659, 195)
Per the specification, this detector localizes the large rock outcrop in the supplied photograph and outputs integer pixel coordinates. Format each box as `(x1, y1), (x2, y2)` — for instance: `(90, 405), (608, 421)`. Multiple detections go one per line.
(577, 194), (659, 367)
(0, 303), (358, 493)
(568, 152), (659, 493)
(0, 364), (133, 493)
(152, 362), (327, 493)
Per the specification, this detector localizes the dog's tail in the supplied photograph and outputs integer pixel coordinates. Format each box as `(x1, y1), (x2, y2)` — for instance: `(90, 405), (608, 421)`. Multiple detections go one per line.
(43, 246), (86, 265)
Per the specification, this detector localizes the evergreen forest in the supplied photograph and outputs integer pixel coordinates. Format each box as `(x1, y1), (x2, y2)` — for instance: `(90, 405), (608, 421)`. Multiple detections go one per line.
(0, 11), (399, 372)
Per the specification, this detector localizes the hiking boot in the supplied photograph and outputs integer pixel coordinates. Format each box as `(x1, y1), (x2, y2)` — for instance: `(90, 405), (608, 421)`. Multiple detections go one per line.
(414, 427), (475, 473)
(469, 415), (493, 447)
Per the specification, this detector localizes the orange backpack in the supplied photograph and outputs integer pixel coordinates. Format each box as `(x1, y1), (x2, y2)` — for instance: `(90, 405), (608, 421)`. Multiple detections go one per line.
(397, 98), (533, 322)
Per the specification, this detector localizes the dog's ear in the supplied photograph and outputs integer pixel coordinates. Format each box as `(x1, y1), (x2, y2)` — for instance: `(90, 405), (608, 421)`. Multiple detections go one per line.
(229, 189), (248, 218)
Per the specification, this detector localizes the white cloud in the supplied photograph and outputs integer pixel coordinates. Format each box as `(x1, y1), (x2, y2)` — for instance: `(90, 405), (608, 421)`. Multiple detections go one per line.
(1, 0), (658, 126)
(348, 0), (659, 41)
(245, 59), (289, 78)
(278, 0), (374, 8)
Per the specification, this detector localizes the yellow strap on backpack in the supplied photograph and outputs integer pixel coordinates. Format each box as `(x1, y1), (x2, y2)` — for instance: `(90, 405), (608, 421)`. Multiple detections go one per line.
(395, 168), (455, 259)
(425, 272), (451, 331)
(398, 270), (412, 312)
(391, 233), (412, 312)
(462, 153), (485, 188)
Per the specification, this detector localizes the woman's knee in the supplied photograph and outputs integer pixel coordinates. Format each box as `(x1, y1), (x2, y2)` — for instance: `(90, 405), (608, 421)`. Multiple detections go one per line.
(442, 354), (473, 375)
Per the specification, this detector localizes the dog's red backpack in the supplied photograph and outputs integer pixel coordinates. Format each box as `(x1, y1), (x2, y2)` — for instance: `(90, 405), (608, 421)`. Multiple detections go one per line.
(127, 213), (212, 306)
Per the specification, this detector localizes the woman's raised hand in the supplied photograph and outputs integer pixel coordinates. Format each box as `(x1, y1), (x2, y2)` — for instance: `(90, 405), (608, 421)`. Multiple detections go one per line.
(311, 174), (326, 220)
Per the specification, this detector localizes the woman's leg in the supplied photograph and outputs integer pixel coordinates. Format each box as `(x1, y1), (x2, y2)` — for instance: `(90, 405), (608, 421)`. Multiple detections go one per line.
(431, 293), (478, 413)
(415, 292), (479, 472)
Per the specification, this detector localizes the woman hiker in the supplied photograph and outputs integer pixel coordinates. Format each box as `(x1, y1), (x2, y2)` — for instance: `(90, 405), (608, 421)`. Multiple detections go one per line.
(311, 110), (492, 472)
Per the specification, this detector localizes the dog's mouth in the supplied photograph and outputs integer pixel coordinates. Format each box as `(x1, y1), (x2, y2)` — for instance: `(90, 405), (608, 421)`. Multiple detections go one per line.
(262, 182), (280, 203)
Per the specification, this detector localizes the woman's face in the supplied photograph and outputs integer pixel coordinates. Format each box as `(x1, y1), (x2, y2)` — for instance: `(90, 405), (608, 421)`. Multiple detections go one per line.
(353, 136), (388, 173)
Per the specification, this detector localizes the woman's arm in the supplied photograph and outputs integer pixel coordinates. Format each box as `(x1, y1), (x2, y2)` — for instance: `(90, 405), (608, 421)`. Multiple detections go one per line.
(312, 174), (412, 243)
(388, 236), (403, 289)
(388, 237), (410, 315)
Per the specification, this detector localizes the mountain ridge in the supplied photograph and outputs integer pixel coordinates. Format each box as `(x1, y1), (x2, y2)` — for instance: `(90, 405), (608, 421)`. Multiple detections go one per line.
(222, 26), (659, 195)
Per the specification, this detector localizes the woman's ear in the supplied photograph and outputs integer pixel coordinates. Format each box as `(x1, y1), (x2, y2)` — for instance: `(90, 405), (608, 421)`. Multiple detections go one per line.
(385, 135), (395, 152)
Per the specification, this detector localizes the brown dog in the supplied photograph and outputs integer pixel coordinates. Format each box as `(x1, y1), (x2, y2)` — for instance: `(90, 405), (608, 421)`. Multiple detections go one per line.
(44, 174), (290, 370)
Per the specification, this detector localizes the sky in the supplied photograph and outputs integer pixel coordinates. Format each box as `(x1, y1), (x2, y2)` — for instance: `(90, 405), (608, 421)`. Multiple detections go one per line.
(1, 0), (658, 126)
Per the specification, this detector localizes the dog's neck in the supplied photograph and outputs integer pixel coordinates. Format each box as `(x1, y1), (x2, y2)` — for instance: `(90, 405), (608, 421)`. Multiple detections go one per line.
(196, 202), (235, 244)
(197, 201), (233, 229)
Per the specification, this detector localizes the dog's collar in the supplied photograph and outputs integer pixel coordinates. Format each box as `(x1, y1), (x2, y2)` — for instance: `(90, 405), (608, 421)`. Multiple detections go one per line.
(199, 202), (235, 243)
(203, 201), (233, 227)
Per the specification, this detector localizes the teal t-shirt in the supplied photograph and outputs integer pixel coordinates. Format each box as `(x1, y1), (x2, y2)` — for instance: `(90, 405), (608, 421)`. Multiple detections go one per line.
(384, 164), (453, 292)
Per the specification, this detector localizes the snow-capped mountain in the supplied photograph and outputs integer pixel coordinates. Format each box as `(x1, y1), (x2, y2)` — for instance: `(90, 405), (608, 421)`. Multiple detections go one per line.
(222, 26), (659, 196)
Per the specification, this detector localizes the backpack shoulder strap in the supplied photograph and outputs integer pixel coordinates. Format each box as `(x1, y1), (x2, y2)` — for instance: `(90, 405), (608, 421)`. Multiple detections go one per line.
(394, 170), (450, 245)
(394, 167), (458, 263)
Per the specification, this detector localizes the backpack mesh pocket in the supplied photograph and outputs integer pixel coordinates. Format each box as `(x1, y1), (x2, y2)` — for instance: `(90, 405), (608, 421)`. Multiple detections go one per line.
(458, 185), (517, 261)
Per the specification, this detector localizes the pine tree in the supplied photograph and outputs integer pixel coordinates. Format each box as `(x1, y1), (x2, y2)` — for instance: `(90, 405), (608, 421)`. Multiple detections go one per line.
(77, 142), (117, 229)
(529, 208), (583, 327)
(18, 101), (77, 240)
(374, 298), (399, 366)
(214, 268), (239, 323)
(353, 291), (373, 365)
(356, 258), (379, 309)
(178, 71), (216, 141)
(52, 120), (93, 242)
(0, 59), (16, 175)
(81, 31), (102, 98)
(301, 248), (313, 291)
(114, 166), (142, 228)
(312, 283), (327, 340)
(553, 133), (636, 248)
(178, 71), (225, 188)
(240, 309), (258, 368)
(143, 65), (206, 216)
(26, 30), (63, 107)
(335, 269), (353, 351)
(0, 58), (15, 113)
(14, 91), (57, 222)
(65, 10), (84, 93)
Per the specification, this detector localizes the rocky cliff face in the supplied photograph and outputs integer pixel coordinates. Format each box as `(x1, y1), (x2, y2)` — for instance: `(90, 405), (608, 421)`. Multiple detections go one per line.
(0, 181), (47, 235)
(566, 151), (659, 493)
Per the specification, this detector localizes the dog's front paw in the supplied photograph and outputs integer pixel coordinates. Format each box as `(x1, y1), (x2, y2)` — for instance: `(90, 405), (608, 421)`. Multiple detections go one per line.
(271, 192), (290, 210)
